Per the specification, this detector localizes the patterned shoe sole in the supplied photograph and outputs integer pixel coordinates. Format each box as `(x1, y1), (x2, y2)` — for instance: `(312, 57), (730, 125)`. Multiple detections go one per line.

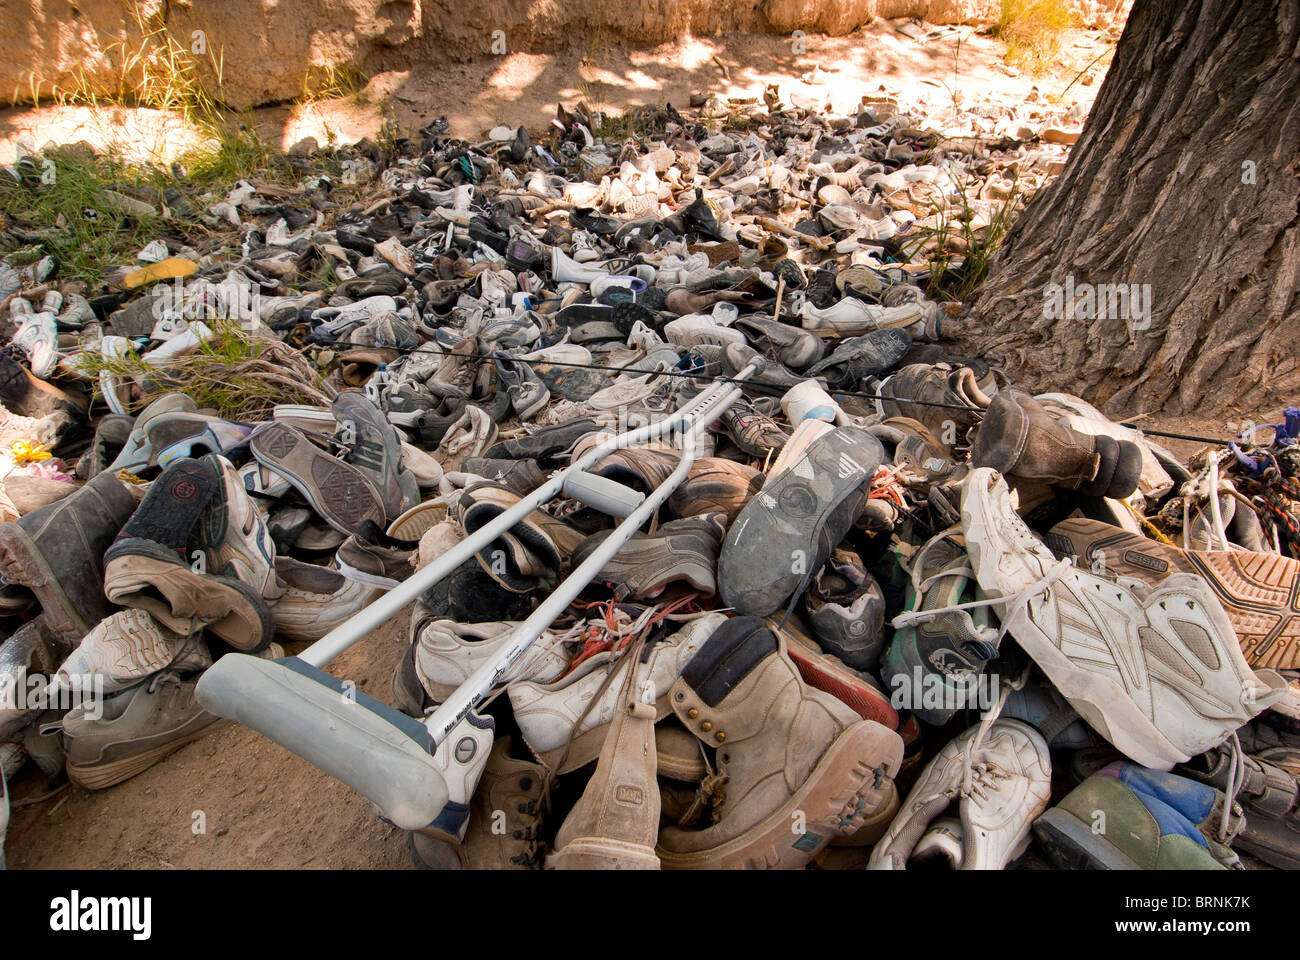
(251, 422), (383, 533)
(1048, 518), (1300, 670)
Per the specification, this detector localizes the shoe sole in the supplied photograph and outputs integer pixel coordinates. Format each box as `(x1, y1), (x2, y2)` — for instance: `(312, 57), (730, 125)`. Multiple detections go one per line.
(719, 426), (881, 617)
(545, 836), (660, 870)
(1032, 808), (1143, 870)
(656, 719), (902, 870)
(1048, 518), (1300, 670)
(67, 717), (230, 791)
(250, 422), (383, 534)
(0, 521), (88, 643)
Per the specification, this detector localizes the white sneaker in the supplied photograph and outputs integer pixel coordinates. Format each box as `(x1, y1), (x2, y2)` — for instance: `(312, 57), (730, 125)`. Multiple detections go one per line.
(375, 236), (415, 275)
(960, 467), (1287, 769)
(869, 716), (1051, 870)
(142, 321), (213, 366)
(413, 619), (570, 703)
(663, 315), (747, 349)
(12, 310), (58, 379)
(509, 612), (727, 772)
(271, 557), (381, 643)
(99, 336), (134, 415)
(799, 297), (925, 338)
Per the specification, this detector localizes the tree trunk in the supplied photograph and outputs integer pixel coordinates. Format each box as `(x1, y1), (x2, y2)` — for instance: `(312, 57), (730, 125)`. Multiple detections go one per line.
(961, 0), (1300, 417)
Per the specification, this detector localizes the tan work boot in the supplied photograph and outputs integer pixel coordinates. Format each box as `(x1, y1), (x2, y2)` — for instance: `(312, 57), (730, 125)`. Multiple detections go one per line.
(657, 616), (904, 869)
(547, 642), (661, 870)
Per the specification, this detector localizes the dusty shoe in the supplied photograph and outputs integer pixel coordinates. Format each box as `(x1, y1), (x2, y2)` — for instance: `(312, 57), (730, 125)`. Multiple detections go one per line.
(0, 352), (87, 421)
(718, 422), (884, 617)
(270, 557), (381, 643)
(715, 401), (790, 458)
(666, 457), (763, 523)
(883, 530), (999, 725)
(250, 422), (384, 534)
(412, 616), (571, 703)
(456, 482), (585, 593)
(1177, 744), (1300, 870)
(0, 471), (137, 644)
(53, 608), (210, 697)
(194, 454), (283, 605)
(1047, 517), (1300, 670)
(868, 718), (1051, 870)
(874, 362), (991, 441)
(803, 547), (887, 671)
(962, 467), (1286, 769)
(103, 457), (275, 652)
(972, 389), (1143, 498)
(547, 641), (661, 869)
(335, 518), (418, 589)
(656, 617), (904, 869)
(570, 514), (727, 601)
(333, 391), (408, 522)
(407, 709), (495, 865)
(63, 669), (242, 790)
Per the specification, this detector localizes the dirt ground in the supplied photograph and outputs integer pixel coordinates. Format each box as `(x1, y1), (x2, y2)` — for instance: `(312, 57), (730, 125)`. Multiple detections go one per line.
(12, 14), (1276, 872)
(6, 614), (415, 869)
(0, 20), (1121, 164)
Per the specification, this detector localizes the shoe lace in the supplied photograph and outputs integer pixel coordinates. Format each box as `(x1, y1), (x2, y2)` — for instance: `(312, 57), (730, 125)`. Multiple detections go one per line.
(956, 666), (1030, 801)
(1217, 731), (1247, 846)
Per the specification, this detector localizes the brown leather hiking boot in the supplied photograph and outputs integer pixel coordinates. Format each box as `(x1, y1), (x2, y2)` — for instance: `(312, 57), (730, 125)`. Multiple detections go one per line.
(547, 644), (662, 869)
(656, 617), (903, 869)
(875, 362), (991, 441)
(0, 472), (136, 644)
(1047, 517), (1300, 670)
(972, 389), (1143, 498)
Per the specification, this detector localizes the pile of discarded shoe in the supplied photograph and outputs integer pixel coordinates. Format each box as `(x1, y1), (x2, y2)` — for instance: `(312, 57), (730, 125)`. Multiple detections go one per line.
(1, 89), (1298, 871)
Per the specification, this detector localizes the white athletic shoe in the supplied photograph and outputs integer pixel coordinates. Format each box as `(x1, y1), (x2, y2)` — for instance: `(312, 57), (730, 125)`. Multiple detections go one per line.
(413, 619), (570, 703)
(53, 608), (212, 698)
(869, 716), (1051, 870)
(960, 467), (1286, 769)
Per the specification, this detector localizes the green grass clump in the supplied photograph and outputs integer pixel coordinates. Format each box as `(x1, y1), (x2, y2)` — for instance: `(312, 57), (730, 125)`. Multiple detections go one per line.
(75, 320), (332, 420)
(896, 170), (1022, 303)
(0, 147), (186, 284)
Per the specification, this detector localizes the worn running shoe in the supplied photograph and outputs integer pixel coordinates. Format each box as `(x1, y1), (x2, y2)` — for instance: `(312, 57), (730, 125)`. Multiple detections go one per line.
(961, 467), (1286, 769)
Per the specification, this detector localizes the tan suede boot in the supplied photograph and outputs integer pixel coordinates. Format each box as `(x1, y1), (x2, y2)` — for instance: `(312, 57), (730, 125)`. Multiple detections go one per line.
(547, 641), (662, 869)
(657, 616), (904, 869)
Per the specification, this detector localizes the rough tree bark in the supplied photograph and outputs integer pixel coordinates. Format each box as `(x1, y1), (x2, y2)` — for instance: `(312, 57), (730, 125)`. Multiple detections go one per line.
(962, 0), (1300, 417)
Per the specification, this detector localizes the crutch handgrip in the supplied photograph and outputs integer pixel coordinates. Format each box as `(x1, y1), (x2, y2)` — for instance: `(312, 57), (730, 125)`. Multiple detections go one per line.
(561, 469), (646, 517)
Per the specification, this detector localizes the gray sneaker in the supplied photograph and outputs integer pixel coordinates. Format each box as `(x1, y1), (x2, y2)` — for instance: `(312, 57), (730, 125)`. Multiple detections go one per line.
(63, 671), (229, 790)
(335, 519), (419, 589)
(803, 547), (887, 671)
(718, 424), (884, 617)
(332, 391), (408, 522)
(63, 647), (282, 790)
